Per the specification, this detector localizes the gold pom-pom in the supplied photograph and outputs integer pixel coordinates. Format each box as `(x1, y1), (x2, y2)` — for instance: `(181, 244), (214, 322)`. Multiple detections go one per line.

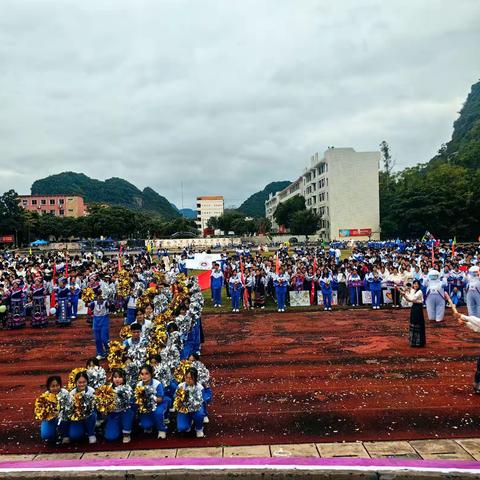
(107, 341), (126, 369)
(67, 368), (87, 391)
(117, 270), (132, 298)
(81, 287), (95, 304)
(119, 325), (132, 340)
(34, 392), (59, 421)
(134, 385), (156, 413)
(173, 386), (189, 414)
(173, 360), (192, 382)
(94, 384), (116, 415)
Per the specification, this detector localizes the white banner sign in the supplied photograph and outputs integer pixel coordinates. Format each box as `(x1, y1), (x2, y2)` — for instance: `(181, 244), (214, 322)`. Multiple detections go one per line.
(185, 253), (222, 271)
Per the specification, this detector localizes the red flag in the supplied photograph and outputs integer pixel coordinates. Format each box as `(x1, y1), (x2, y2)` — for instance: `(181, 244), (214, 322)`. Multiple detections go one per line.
(275, 254), (280, 275)
(310, 257), (317, 305)
(197, 270), (212, 291)
(118, 245), (123, 272)
(50, 264), (57, 308)
(431, 244), (435, 267)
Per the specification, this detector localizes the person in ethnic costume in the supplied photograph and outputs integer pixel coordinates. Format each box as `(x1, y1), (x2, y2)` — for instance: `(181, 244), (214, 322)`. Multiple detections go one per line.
(6, 279), (26, 328)
(55, 277), (71, 325)
(31, 274), (48, 327)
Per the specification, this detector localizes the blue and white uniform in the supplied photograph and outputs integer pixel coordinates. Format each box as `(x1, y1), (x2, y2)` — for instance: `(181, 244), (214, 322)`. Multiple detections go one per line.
(466, 266), (480, 317)
(424, 269), (447, 322)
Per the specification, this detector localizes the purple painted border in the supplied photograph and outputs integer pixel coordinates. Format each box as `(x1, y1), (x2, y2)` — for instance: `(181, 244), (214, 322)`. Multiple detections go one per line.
(1, 456), (480, 471)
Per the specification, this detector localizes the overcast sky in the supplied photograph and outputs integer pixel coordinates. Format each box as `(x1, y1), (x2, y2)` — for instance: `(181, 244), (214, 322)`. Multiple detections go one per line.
(1, 0), (479, 209)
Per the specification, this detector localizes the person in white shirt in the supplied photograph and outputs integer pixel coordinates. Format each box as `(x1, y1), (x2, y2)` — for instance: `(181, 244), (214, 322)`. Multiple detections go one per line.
(398, 280), (425, 347)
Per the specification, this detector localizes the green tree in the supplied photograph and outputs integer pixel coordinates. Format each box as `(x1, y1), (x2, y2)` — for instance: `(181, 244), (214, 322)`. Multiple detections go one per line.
(289, 209), (321, 236)
(273, 196), (306, 229)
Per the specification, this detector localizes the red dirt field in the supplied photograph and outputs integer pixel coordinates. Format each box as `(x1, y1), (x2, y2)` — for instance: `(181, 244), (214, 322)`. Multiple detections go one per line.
(1, 307), (480, 454)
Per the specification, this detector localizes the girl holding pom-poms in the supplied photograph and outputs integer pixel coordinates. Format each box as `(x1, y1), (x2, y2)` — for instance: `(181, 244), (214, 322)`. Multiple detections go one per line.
(174, 367), (206, 438)
(68, 371), (97, 444)
(103, 369), (134, 443)
(35, 376), (70, 443)
(189, 352), (212, 424)
(135, 364), (168, 439)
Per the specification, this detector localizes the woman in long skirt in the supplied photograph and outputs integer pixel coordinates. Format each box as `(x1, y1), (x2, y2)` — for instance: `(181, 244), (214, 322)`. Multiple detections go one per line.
(399, 280), (425, 347)
(31, 276), (48, 327)
(6, 279), (26, 328)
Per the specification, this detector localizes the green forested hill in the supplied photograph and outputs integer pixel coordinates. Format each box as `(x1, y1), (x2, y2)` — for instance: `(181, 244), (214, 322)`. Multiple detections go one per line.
(31, 172), (180, 219)
(237, 181), (291, 217)
(380, 80), (480, 240)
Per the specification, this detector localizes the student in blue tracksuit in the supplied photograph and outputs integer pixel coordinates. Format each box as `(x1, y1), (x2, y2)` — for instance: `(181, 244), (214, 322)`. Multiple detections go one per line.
(90, 291), (110, 360)
(39, 376), (70, 443)
(137, 364), (168, 439)
(69, 371), (97, 444)
(104, 369), (134, 444)
(69, 278), (81, 319)
(366, 270), (383, 309)
(229, 270), (243, 313)
(124, 293), (137, 325)
(347, 268), (362, 307)
(210, 263), (224, 308)
(274, 268), (290, 312)
(319, 270), (333, 311)
(175, 367), (206, 438)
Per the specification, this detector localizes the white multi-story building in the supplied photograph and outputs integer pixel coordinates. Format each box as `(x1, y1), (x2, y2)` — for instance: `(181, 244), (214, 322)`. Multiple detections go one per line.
(196, 196), (224, 232)
(265, 147), (380, 241)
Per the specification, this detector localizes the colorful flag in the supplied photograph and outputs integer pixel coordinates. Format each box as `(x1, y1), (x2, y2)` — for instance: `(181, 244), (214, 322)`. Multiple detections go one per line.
(65, 253), (69, 278)
(118, 245), (123, 272)
(50, 264), (57, 307)
(431, 244), (435, 267)
(240, 259), (249, 309)
(310, 257), (317, 305)
(451, 236), (457, 257)
(197, 270), (212, 291)
(275, 254), (280, 275)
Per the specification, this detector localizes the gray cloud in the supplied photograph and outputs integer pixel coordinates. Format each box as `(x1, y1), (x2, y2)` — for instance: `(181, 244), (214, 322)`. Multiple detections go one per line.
(0, 0), (479, 209)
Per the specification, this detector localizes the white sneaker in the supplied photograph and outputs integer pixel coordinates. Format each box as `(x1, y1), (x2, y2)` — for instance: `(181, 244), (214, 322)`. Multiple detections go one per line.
(61, 437), (70, 444)
(278, 309), (281, 312)
(203, 416), (209, 424)
(261, 306), (265, 309)
(96, 355), (104, 361)
(122, 434), (131, 444)
(88, 435), (97, 444)
(164, 418), (170, 425)
(196, 429), (205, 438)
(157, 431), (167, 439)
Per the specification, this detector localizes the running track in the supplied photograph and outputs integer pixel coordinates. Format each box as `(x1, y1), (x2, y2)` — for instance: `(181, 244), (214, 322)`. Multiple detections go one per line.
(1, 307), (480, 454)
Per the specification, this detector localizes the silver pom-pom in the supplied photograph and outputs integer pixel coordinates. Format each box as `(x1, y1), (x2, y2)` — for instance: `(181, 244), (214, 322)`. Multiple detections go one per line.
(192, 360), (210, 387)
(185, 384), (204, 412)
(154, 362), (173, 388)
(87, 366), (107, 389)
(57, 389), (73, 422)
(115, 384), (133, 411)
(125, 362), (140, 389)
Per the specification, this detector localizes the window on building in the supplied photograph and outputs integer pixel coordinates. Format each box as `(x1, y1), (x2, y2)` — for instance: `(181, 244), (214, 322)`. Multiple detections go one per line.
(59, 199), (64, 205)
(68, 209), (73, 212)
(49, 199), (55, 205)
(50, 209), (55, 214)
(31, 199), (37, 205)
(41, 209), (47, 214)
(59, 209), (65, 216)
(22, 200), (27, 206)
(41, 199), (46, 205)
